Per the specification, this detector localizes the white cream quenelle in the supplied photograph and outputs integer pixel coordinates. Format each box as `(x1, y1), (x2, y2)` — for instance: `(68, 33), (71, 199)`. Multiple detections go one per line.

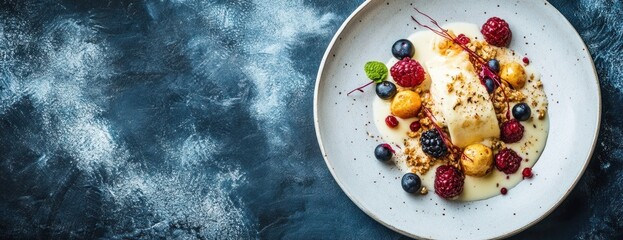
(427, 52), (500, 148)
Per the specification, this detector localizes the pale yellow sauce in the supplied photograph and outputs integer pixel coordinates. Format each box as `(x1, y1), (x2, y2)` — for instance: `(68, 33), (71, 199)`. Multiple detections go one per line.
(372, 23), (549, 201)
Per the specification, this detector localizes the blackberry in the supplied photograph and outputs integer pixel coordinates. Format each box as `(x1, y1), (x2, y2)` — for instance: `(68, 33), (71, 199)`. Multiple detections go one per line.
(420, 130), (448, 158)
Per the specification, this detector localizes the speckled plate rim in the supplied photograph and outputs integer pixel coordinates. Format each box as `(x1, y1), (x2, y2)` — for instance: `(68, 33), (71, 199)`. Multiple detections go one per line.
(313, 0), (601, 239)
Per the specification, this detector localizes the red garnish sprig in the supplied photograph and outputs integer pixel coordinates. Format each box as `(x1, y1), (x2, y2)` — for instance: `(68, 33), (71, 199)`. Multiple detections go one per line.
(381, 143), (396, 154)
(411, 8), (511, 119)
(347, 81), (374, 96)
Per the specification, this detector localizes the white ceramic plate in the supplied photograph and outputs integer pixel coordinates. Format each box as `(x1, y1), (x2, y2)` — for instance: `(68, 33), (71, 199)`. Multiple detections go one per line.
(314, 0), (600, 239)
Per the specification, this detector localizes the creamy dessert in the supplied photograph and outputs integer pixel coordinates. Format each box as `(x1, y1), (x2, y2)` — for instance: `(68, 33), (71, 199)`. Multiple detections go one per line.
(427, 53), (501, 148)
(353, 13), (549, 201)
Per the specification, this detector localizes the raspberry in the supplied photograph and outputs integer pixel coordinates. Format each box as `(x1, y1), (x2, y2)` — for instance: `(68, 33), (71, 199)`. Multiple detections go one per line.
(455, 34), (470, 45)
(390, 57), (426, 87)
(495, 148), (522, 174)
(500, 119), (524, 143)
(481, 17), (512, 47)
(420, 130), (448, 158)
(434, 165), (464, 199)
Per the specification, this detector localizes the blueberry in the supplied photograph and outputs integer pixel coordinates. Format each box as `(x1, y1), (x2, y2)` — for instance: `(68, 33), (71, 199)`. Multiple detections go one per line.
(401, 173), (422, 193)
(484, 77), (496, 93)
(487, 59), (500, 73)
(512, 103), (531, 121)
(375, 81), (397, 100)
(392, 39), (415, 60)
(374, 144), (393, 162)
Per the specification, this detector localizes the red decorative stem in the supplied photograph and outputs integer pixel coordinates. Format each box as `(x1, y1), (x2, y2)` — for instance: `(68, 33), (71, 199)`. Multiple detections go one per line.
(412, 7), (511, 119)
(411, 8), (487, 65)
(347, 81), (374, 96)
(481, 68), (511, 119)
(422, 107), (456, 151)
(382, 143), (396, 153)
(461, 151), (474, 162)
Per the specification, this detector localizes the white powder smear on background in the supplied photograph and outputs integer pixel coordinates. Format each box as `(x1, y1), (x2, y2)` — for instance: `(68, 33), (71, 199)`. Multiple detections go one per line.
(242, 0), (337, 147)
(107, 167), (251, 239)
(0, 16), (122, 172)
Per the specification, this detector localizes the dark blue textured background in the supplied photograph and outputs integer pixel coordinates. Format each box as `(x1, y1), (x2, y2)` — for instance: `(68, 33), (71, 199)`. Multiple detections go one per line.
(0, 0), (621, 239)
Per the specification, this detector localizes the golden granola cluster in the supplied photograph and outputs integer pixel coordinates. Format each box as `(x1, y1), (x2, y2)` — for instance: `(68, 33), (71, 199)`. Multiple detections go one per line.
(470, 39), (501, 62)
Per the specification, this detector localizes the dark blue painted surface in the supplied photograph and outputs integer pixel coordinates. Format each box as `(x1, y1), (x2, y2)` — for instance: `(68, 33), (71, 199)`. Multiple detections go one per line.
(0, 0), (620, 239)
